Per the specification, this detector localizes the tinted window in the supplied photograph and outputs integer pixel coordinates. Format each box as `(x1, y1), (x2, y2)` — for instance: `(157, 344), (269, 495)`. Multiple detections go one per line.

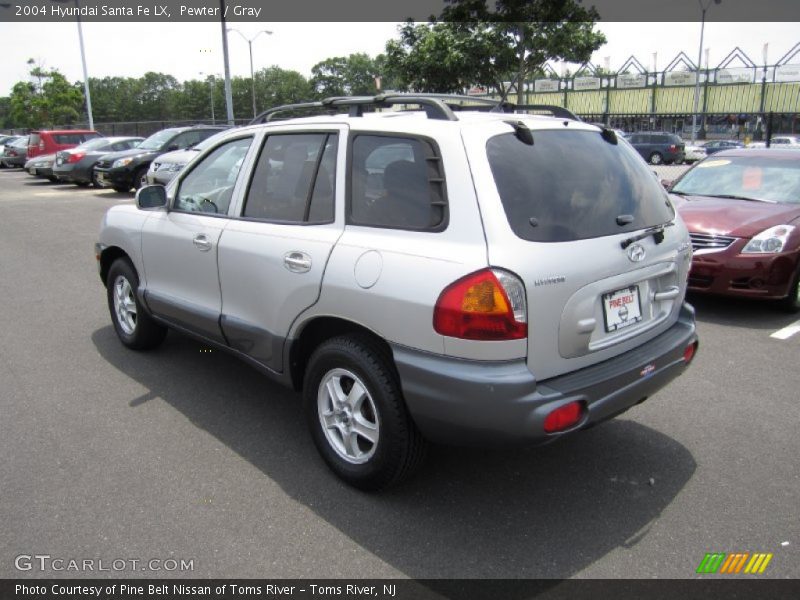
(243, 133), (335, 222)
(137, 129), (179, 151)
(487, 130), (674, 242)
(349, 135), (446, 230)
(174, 137), (253, 215)
(308, 136), (338, 223)
(52, 133), (100, 145)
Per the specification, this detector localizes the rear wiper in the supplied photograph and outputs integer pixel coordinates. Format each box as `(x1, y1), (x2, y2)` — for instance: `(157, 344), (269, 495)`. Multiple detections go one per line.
(703, 193), (776, 203)
(620, 221), (675, 249)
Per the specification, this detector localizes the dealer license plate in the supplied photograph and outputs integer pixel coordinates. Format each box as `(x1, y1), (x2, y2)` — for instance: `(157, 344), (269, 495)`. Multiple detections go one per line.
(602, 285), (642, 332)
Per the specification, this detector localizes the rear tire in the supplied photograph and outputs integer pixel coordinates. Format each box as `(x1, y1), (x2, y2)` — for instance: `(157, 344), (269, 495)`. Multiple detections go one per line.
(303, 335), (427, 491)
(649, 152), (664, 165)
(106, 258), (167, 350)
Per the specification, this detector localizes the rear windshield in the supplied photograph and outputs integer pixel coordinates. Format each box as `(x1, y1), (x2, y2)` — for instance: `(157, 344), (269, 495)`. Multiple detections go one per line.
(75, 137), (111, 151)
(138, 129), (178, 151)
(487, 130), (674, 242)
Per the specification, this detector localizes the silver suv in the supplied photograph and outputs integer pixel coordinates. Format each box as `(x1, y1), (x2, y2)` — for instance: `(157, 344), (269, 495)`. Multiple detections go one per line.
(96, 95), (698, 490)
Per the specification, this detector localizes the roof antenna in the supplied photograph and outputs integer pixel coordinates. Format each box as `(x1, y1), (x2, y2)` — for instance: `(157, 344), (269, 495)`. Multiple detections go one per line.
(505, 120), (533, 146)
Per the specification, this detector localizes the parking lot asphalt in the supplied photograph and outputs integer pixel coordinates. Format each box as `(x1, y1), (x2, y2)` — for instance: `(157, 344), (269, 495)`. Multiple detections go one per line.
(1, 168), (798, 581)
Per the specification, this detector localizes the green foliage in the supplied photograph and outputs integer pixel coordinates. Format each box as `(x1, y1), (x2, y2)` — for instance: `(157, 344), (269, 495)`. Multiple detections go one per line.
(384, 0), (606, 102)
(310, 53), (381, 98)
(7, 61), (85, 128)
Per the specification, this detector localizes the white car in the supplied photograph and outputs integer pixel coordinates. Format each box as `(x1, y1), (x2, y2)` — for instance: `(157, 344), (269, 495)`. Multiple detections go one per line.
(683, 143), (707, 164)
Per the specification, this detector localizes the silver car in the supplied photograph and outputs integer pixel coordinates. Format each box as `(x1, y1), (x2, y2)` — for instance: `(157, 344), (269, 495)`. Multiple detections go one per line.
(96, 95), (698, 490)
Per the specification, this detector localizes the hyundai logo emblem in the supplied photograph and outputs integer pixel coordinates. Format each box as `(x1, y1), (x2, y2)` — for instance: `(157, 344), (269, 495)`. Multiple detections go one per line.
(627, 243), (646, 262)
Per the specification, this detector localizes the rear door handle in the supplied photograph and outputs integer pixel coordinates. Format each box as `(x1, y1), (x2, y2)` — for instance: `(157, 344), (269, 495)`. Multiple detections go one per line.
(192, 234), (213, 252)
(284, 251), (312, 273)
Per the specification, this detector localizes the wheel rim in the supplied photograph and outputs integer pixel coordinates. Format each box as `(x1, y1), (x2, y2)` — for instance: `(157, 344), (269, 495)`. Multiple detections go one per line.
(317, 368), (380, 464)
(112, 275), (137, 335)
(651, 153), (662, 164)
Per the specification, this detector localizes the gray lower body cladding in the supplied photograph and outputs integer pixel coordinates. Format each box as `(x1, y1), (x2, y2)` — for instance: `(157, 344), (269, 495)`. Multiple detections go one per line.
(392, 303), (697, 445)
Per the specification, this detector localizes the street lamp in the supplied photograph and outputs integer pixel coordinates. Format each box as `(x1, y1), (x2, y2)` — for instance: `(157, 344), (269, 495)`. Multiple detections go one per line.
(50, 0), (94, 129)
(692, 0), (721, 143)
(227, 28), (273, 119)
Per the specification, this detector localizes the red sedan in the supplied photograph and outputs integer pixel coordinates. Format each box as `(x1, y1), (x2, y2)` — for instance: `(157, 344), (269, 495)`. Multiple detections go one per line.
(669, 148), (800, 311)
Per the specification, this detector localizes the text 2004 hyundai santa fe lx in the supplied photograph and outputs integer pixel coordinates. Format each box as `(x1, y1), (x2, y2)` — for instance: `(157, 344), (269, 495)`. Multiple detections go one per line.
(95, 94), (698, 490)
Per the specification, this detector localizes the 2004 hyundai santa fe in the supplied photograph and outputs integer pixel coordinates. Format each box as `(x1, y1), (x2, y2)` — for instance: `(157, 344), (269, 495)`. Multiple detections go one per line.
(96, 94), (698, 490)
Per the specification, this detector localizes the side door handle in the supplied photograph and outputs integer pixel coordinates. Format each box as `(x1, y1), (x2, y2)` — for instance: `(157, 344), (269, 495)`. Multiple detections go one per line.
(284, 251), (312, 273)
(192, 234), (213, 252)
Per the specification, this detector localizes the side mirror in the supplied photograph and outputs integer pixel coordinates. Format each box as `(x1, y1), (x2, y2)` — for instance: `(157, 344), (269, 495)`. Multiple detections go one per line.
(660, 179), (674, 191)
(136, 184), (167, 210)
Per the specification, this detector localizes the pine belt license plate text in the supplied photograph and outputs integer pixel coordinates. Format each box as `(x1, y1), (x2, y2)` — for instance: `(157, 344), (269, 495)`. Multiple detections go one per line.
(602, 285), (642, 332)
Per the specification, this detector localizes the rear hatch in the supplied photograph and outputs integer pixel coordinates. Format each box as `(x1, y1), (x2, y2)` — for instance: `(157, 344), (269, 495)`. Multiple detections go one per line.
(462, 121), (692, 380)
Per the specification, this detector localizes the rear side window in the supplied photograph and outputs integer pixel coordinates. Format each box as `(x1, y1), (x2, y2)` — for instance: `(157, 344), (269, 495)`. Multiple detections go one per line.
(487, 130), (674, 242)
(243, 133), (337, 223)
(52, 133), (99, 145)
(349, 135), (447, 230)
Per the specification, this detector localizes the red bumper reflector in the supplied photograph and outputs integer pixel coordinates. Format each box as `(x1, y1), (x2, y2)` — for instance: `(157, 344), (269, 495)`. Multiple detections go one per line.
(683, 341), (698, 364)
(543, 401), (585, 433)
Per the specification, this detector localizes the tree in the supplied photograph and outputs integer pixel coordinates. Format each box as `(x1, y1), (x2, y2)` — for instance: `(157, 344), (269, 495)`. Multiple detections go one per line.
(7, 60), (84, 128)
(310, 53), (381, 98)
(384, 0), (606, 103)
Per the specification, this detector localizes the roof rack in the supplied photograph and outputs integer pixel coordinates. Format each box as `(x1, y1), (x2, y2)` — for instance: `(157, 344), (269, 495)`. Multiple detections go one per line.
(514, 104), (581, 121)
(248, 93), (516, 125)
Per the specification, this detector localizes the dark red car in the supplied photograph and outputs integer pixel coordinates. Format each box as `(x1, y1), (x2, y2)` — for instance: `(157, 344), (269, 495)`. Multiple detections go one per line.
(27, 129), (101, 160)
(670, 148), (800, 311)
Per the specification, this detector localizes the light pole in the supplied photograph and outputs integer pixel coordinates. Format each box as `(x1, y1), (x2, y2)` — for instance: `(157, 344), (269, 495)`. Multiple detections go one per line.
(51, 0), (94, 129)
(692, 0), (721, 143)
(199, 72), (215, 124)
(227, 28), (273, 119)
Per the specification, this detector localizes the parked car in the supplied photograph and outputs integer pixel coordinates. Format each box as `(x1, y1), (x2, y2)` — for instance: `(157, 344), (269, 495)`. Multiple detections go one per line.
(0, 135), (21, 168)
(769, 135), (800, 148)
(93, 125), (226, 192)
(702, 139), (745, 154)
(24, 153), (58, 181)
(145, 129), (229, 186)
(683, 143), (707, 164)
(96, 94), (697, 490)
(53, 136), (143, 186)
(627, 132), (685, 164)
(1, 136), (29, 168)
(669, 148), (800, 311)
(27, 129), (101, 160)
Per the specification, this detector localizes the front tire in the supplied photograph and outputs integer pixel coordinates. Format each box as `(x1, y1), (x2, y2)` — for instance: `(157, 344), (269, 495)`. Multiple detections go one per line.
(106, 258), (167, 350)
(303, 335), (427, 491)
(133, 166), (148, 191)
(780, 266), (800, 313)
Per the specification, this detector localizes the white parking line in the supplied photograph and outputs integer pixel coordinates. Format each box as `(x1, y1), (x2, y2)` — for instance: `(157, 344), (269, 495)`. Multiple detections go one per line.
(771, 321), (800, 340)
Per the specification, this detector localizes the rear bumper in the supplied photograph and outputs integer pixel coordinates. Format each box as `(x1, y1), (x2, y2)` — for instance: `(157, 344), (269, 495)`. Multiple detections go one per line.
(393, 303), (697, 445)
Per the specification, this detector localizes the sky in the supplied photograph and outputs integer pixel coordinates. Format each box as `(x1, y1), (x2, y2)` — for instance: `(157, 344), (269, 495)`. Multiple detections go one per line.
(0, 21), (798, 97)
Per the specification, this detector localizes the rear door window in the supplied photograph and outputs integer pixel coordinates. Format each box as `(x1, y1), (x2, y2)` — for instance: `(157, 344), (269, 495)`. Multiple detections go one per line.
(487, 130), (674, 242)
(348, 135), (447, 230)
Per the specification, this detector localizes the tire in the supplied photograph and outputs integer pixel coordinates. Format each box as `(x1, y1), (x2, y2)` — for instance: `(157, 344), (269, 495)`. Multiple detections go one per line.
(649, 152), (664, 165)
(780, 267), (800, 313)
(75, 181), (90, 188)
(133, 166), (148, 191)
(106, 258), (167, 350)
(112, 185), (130, 193)
(303, 335), (427, 491)
(91, 169), (102, 187)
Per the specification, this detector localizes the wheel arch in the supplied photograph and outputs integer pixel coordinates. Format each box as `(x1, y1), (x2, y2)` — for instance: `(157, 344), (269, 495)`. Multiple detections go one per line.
(288, 317), (395, 392)
(99, 246), (132, 287)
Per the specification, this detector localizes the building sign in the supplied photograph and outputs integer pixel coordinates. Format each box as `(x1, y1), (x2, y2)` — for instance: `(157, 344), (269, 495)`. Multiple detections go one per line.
(775, 64), (800, 82)
(574, 76), (601, 91)
(617, 73), (646, 88)
(664, 71), (698, 86)
(534, 79), (560, 92)
(716, 68), (754, 84)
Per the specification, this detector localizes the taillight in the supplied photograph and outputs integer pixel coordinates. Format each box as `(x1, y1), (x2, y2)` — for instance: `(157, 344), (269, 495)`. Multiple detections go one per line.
(433, 268), (527, 340)
(543, 401), (585, 433)
(67, 152), (85, 163)
(668, 144), (676, 152)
